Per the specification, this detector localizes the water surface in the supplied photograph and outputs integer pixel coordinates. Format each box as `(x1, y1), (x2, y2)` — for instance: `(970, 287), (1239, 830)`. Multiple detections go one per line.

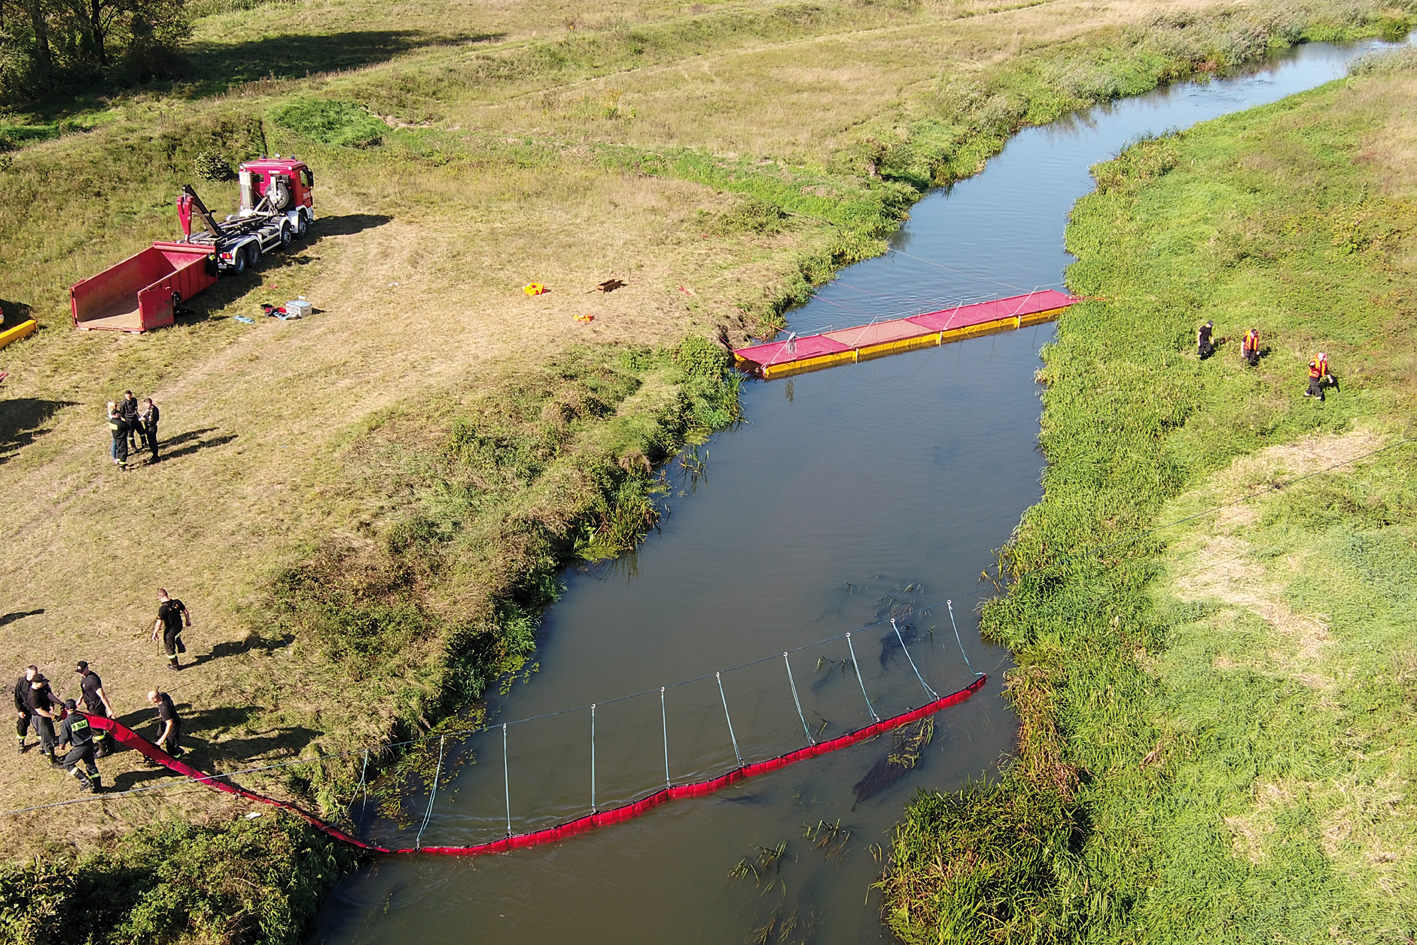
(313, 40), (1395, 945)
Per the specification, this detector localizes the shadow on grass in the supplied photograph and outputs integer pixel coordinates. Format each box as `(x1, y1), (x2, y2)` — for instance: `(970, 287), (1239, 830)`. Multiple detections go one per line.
(151, 428), (237, 463)
(170, 214), (391, 323)
(0, 399), (81, 466)
(182, 30), (505, 96)
(314, 213), (394, 238)
(0, 609), (44, 627)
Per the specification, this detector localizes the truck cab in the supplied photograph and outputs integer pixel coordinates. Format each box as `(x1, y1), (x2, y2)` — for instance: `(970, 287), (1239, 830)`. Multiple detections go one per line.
(236, 157), (315, 236)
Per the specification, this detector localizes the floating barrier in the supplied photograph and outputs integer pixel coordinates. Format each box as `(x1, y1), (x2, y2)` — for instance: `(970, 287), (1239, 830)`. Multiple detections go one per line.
(734, 289), (1078, 379)
(88, 674), (985, 857)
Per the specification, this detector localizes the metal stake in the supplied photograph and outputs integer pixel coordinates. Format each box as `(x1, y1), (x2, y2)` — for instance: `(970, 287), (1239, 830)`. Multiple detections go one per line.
(784, 652), (814, 745)
(717, 672), (744, 767)
(893, 619), (939, 701)
(590, 704), (597, 812)
(661, 687), (670, 789)
(502, 723), (511, 837)
(845, 633), (880, 722)
(947, 600), (982, 676)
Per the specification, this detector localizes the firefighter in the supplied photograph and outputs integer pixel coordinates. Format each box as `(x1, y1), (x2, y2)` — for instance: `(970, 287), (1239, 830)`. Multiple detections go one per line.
(55, 700), (100, 792)
(1197, 321), (1215, 359)
(26, 675), (60, 763)
(148, 690), (184, 758)
(119, 390), (141, 452)
(108, 402), (129, 470)
(13, 664), (38, 752)
(1241, 328), (1260, 367)
(150, 589), (191, 671)
(1306, 352), (1335, 400)
(74, 662), (115, 757)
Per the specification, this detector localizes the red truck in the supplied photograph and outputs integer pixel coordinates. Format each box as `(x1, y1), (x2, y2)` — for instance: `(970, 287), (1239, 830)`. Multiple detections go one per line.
(70, 157), (316, 333)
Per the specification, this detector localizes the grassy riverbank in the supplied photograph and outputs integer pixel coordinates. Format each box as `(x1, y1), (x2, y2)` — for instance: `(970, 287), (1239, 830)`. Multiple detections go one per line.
(882, 48), (1417, 944)
(1, 0), (1413, 940)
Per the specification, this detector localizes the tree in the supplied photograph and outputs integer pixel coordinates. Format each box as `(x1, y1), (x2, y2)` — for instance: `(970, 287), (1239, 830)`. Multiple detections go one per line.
(0, 0), (188, 102)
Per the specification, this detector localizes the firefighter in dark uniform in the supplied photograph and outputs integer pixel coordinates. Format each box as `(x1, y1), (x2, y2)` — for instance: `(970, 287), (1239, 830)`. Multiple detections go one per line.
(1196, 321), (1215, 359)
(13, 664), (38, 752)
(55, 700), (100, 792)
(74, 661), (115, 757)
(150, 589), (191, 671)
(26, 675), (60, 762)
(148, 689), (183, 758)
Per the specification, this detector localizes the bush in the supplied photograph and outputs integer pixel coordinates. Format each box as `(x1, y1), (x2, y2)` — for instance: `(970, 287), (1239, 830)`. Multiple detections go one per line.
(0, 815), (359, 945)
(193, 149), (233, 181)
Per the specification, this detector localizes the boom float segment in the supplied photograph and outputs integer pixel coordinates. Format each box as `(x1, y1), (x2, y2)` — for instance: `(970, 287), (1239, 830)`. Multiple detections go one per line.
(88, 674), (986, 856)
(734, 290), (1078, 379)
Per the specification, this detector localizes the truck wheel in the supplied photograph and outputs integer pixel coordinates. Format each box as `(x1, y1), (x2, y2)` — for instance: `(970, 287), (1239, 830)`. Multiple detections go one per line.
(280, 224), (292, 251)
(296, 213), (308, 239)
(232, 248), (248, 275)
(247, 242), (261, 269)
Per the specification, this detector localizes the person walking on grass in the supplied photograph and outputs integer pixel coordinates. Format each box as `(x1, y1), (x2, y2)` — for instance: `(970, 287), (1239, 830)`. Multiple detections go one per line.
(151, 589), (191, 670)
(141, 397), (160, 463)
(55, 700), (100, 792)
(74, 661), (115, 758)
(108, 402), (129, 470)
(26, 675), (60, 763)
(1306, 352), (1336, 401)
(1241, 328), (1260, 367)
(1197, 320), (1215, 359)
(13, 664), (37, 753)
(148, 690), (183, 758)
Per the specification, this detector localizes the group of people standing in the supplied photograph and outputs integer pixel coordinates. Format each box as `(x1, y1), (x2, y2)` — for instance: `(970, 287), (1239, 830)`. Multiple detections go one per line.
(12, 590), (192, 794)
(1195, 322), (1337, 400)
(106, 390), (160, 469)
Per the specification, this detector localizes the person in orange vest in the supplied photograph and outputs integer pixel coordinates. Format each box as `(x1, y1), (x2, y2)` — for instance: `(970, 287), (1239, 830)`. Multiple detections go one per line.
(1241, 328), (1260, 367)
(1306, 352), (1335, 400)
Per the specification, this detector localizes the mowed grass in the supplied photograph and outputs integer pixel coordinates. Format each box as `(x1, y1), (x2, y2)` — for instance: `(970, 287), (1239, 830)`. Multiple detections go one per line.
(0, 0), (1413, 939)
(881, 55), (1417, 944)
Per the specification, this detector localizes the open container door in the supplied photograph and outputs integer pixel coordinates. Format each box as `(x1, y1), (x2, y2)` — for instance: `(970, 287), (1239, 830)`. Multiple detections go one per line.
(71, 243), (217, 333)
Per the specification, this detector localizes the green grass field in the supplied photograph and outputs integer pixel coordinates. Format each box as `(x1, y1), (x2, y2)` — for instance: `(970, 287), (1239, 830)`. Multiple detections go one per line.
(882, 49), (1417, 945)
(2, 0), (1415, 940)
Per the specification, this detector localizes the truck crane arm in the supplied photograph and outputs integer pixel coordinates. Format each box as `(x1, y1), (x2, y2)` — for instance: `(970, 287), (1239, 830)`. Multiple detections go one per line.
(179, 185), (226, 239)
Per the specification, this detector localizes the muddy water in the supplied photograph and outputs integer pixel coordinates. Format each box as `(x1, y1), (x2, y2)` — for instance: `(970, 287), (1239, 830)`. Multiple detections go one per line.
(312, 40), (1395, 945)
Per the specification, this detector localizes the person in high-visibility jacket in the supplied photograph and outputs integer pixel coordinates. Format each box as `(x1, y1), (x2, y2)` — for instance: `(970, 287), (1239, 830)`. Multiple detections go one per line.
(1306, 352), (1334, 400)
(55, 700), (100, 792)
(1241, 328), (1260, 367)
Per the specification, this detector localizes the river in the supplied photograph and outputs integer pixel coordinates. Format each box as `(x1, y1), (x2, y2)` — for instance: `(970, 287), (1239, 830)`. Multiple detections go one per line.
(311, 38), (1398, 945)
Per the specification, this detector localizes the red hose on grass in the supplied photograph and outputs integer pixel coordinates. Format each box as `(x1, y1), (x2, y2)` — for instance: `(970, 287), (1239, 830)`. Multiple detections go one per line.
(90, 673), (986, 857)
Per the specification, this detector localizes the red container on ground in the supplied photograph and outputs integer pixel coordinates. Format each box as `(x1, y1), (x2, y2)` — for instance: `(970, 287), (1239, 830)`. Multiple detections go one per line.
(70, 242), (217, 333)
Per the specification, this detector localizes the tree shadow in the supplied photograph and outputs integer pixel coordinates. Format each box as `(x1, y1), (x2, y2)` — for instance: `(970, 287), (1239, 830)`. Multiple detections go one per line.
(0, 399), (80, 466)
(182, 30), (506, 98)
(0, 609), (44, 627)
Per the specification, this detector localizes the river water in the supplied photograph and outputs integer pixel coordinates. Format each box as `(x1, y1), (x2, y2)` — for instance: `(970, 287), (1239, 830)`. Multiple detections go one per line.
(312, 39), (1395, 945)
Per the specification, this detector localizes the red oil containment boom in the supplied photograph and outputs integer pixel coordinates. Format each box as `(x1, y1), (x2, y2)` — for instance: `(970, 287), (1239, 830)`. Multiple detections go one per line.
(88, 674), (986, 856)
